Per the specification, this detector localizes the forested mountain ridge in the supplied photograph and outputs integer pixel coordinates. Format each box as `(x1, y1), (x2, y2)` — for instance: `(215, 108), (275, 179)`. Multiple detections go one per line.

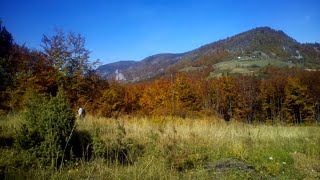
(98, 27), (320, 82)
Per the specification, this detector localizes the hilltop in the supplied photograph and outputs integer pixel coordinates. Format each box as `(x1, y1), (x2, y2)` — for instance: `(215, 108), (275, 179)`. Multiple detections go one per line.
(98, 27), (320, 82)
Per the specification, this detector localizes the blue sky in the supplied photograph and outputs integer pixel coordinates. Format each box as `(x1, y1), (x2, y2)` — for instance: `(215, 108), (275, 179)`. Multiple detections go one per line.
(1, 0), (320, 64)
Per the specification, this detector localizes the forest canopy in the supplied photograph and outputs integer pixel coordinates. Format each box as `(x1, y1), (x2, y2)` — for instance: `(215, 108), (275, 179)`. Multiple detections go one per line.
(0, 22), (319, 124)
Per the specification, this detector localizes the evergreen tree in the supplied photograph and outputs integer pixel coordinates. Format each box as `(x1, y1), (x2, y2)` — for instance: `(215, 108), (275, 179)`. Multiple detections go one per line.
(15, 90), (76, 167)
(0, 21), (13, 89)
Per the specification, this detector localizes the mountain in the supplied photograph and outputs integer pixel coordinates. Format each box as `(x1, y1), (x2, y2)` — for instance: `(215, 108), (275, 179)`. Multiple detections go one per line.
(97, 53), (184, 81)
(98, 27), (320, 82)
(121, 53), (184, 82)
(97, 61), (136, 79)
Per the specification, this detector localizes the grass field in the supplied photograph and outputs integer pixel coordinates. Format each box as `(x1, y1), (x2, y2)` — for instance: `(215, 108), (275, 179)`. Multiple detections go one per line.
(1, 114), (319, 179)
(209, 59), (295, 78)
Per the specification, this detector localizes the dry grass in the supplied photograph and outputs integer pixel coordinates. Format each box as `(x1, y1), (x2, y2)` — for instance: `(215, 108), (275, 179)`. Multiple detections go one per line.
(1, 114), (319, 179)
(79, 115), (317, 144)
(71, 115), (320, 179)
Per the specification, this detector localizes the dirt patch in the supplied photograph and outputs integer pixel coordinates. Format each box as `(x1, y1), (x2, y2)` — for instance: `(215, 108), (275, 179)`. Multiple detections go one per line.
(205, 158), (256, 173)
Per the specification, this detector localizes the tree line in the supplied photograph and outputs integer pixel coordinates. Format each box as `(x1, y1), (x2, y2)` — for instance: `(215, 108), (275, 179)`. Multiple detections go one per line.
(1, 23), (319, 124)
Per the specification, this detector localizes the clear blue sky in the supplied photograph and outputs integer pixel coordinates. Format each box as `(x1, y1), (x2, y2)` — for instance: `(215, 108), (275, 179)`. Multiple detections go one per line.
(1, 0), (320, 64)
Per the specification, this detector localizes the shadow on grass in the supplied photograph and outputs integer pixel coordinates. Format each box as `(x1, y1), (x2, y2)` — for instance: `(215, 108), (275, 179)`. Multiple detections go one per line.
(0, 136), (14, 148)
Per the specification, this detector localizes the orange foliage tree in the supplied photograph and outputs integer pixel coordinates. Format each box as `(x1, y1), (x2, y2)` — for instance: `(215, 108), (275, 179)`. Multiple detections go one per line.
(284, 77), (314, 124)
(174, 73), (201, 115)
(94, 81), (124, 117)
(234, 76), (260, 123)
(209, 75), (239, 120)
(124, 83), (144, 113)
(260, 75), (287, 123)
(139, 79), (172, 115)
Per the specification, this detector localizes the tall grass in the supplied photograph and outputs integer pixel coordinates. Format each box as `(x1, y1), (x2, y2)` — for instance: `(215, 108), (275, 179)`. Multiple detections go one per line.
(1, 114), (319, 179)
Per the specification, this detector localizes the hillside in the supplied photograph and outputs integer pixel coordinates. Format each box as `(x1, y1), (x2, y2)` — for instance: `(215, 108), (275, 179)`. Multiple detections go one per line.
(97, 54), (185, 81)
(96, 61), (137, 79)
(98, 27), (320, 82)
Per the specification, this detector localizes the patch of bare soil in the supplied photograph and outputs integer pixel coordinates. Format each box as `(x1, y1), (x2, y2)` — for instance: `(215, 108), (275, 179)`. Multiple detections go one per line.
(205, 158), (256, 172)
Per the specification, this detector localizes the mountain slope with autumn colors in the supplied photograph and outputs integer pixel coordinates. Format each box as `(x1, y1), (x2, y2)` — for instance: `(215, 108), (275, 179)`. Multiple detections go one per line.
(98, 27), (320, 82)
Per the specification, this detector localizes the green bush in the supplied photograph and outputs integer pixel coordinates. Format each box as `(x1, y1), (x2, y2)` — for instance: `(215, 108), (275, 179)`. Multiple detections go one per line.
(91, 127), (107, 158)
(15, 90), (76, 168)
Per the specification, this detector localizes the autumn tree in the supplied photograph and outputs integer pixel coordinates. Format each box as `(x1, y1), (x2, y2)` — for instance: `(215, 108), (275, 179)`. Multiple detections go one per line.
(95, 81), (125, 118)
(41, 29), (99, 107)
(284, 77), (314, 124)
(210, 75), (239, 120)
(6, 46), (58, 109)
(139, 79), (171, 115)
(234, 76), (260, 123)
(260, 75), (287, 123)
(124, 84), (144, 113)
(0, 25), (107, 113)
(174, 73), (201, 115)
(1, 23), (58, 110)
(298, 71), (320, 123)
(79, 70), (109, 114)
(42, 30), (91, 76)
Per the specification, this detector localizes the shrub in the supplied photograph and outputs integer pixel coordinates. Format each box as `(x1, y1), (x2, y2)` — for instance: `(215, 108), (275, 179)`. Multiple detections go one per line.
(15, 90), (76, 168)
(91, 127), (107, 158)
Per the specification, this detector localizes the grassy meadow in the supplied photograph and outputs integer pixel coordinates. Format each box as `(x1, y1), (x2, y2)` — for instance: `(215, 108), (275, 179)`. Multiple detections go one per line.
(209, 59), (295, 78)
(0, 113), (319, 179)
